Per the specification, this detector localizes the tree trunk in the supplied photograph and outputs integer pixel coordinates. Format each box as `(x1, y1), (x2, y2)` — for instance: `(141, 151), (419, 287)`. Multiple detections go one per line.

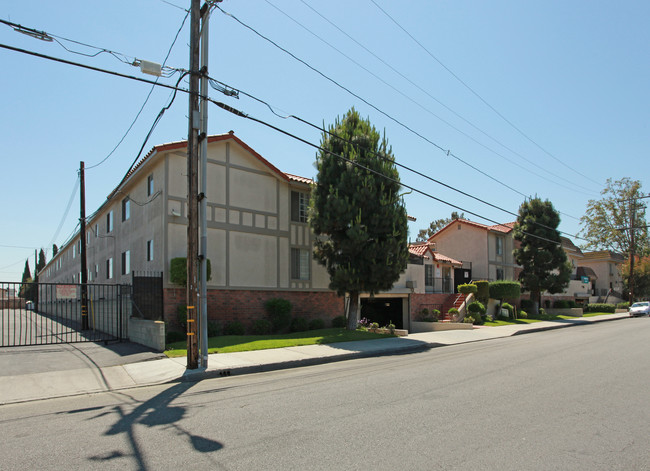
(530, 291), (540, 316)
(347, 292), (359, 330)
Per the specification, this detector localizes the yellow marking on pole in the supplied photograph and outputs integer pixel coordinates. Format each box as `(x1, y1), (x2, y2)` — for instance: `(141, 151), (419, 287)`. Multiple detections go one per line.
(187, 306), (195, 309)
(187, 319), (195, 322)
(186, 332), (195, 336)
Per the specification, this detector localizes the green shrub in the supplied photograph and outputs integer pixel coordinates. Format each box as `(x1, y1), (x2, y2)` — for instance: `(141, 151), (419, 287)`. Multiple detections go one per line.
(169, 257), (212, 285)
(468, 301), (486, 315)
(475, 280), (490, 305)
(265, 298), (292, 332)
(502, 302), (513, 315)
(251, 319), (272, 335)
(458, 283), (478, 295)
(585, 303), (616, 313)
(568, 300), (577, 308)
(519, 310), (528, 319)
(417, 308), (439, 322)
(166, 330), (185, 344)
(467, 302), (484, 325)
(309, 318), (325, 330)
(463, 316), (475, 324)
(332, 315), (347, 328)
(207, 320), (221, 337)
(544, 299), (551, 309)
(617, 302), (629, 310)
(447, 307), (459, 321)
(223, 321), (245, 336)
(290, 317), (309, 333)
(489, 280), (521, 301)
(553, 300), (571, 309)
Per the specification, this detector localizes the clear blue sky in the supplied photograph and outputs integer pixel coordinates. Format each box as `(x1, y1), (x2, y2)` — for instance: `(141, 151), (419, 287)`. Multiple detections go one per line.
(1, 0), (648, 282)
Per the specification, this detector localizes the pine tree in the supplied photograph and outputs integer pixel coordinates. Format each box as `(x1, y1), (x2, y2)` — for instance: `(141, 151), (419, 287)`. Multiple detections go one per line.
(37, 249), (46, 274)
(310, 108), (409, 330)
(513, 198), (571, 315)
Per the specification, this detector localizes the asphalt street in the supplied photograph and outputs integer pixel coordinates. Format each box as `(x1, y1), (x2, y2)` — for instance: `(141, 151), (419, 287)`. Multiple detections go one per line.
(1, 317), (648, 471)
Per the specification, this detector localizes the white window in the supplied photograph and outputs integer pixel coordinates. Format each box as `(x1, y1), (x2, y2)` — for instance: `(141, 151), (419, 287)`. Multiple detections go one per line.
(496, 268), (504, 280)
(73, 244), (76, 258)
(147, 240), (154, 262)
(291, 191), (308, 223)
(95, 263), (99, 279)
(122, 197), (130, 222)
(147, 174), (154, 196)
(496, 237), (503, 256)
(107, 211), (113, 233)
(106, 258), (113, 279)
(121, 250), (130, 275)
(291, 248), (310, 280)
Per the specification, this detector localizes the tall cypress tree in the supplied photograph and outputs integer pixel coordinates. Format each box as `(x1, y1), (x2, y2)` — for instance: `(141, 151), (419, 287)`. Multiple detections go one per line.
(513, 198), (571, 315)
(37, 249), (46, 274)
(310, 109), (409, 330)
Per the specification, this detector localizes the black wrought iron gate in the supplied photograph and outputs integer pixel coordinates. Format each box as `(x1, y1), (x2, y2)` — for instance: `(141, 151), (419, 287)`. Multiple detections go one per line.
(1, 282), (131, 347)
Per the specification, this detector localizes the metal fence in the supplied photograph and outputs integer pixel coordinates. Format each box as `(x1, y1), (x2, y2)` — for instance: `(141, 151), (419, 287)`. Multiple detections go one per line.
(1, 281), (130, 347)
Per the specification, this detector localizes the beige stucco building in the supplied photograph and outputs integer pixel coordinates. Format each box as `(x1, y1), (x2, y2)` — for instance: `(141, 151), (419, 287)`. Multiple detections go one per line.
(40, 133), (343, 326)
(427, 219), (517, 283)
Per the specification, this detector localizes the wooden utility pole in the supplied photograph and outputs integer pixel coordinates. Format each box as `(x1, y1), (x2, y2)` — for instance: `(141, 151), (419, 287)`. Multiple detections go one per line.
(629, 200), (636, 303)
(186, 0), (201, 369)
(80, 161), (89, 329)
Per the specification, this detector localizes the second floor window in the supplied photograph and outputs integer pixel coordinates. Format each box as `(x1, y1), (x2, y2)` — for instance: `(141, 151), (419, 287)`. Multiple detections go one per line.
(122, 250), (131, 275)
(147, 175), (154, 196)
(291, 191), (308, 223)
(122, 197), (130, 222)
(107, 211), (113, 233)
(496, 237), (503, 256)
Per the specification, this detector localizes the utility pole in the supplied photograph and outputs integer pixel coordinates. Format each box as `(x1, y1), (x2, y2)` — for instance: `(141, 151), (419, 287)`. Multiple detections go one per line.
(199, 2), (210, 369)
(629, 200), (636, 303)
(80, 161), (89, 330)
(186, 0), (201, 369)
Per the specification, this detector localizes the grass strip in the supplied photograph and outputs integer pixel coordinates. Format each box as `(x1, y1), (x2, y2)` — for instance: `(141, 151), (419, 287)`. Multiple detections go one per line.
(165, 328), (394, 357)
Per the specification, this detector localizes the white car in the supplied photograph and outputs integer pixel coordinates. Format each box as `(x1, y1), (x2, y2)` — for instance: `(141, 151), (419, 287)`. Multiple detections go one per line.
(629, 301), (650, 317)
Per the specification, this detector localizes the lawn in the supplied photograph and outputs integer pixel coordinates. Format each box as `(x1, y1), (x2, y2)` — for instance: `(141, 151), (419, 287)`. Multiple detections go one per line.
(165, 328), (394, 357)
(483, 311), (614, 327)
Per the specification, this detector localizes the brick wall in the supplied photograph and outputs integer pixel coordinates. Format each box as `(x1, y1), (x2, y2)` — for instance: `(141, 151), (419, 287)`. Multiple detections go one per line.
(164, 288), (344, 331)
(411, 293), (452, 317)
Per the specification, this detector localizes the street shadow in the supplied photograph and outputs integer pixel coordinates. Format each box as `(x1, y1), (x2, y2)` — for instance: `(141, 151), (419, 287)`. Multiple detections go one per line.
(87, 381), (223, 470)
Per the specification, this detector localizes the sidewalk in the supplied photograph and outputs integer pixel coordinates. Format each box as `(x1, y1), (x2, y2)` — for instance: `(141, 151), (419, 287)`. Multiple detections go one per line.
(0, 313), (629, 405)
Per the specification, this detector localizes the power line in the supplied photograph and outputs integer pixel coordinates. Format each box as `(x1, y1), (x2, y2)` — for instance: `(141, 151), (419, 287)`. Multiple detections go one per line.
(273, 0), (596, 197)
(369, 0), (602, 187)
(215, 5), (531, 201)
(86, 8), (190, 170)
(0, 19), (182, 77)
(207, 96), (579, 247)
(208, 73), (582, 226)
(48, 174), (80, 249)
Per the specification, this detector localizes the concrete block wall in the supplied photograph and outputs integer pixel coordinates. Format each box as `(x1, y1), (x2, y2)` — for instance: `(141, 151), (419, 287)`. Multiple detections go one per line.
(129, 318), (165, 351)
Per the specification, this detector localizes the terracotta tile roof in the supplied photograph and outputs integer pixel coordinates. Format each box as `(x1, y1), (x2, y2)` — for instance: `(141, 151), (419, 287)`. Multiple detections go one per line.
(285, 173), (313, 185)
(408, 243), (430, 258)
(431, 252), (462, 266)
(407, 243), (462, 266)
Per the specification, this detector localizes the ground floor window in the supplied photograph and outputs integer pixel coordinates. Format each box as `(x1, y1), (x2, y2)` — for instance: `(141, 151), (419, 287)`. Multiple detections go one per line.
(291, 248), (310, 280)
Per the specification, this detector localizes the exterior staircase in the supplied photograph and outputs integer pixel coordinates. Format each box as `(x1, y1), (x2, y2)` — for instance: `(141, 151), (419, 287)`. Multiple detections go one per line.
(441, 293), (467, 321)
